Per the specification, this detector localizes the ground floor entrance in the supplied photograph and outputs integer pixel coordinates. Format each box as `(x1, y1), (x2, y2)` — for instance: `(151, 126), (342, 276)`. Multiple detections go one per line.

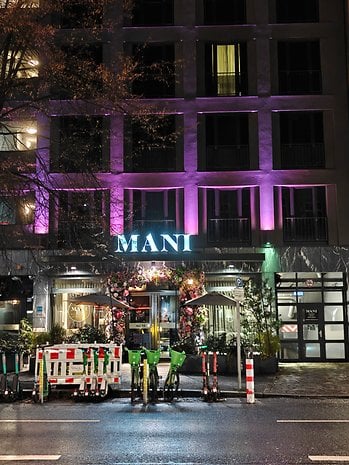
(276, 272), (348, 361)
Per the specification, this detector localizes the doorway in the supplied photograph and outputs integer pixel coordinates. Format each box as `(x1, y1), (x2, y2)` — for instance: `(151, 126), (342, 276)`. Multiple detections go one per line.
(127, 290), (178, 352)
(277, 272), (348, 361)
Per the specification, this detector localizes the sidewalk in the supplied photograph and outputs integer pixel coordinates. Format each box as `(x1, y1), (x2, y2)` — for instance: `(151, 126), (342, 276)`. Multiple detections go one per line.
(17, 361), (349, 399)
(119, 361), (349, 399)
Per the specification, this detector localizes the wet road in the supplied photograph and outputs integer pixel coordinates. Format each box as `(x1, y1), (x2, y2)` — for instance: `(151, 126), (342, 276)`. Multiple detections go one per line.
(1, 397), (349, 464)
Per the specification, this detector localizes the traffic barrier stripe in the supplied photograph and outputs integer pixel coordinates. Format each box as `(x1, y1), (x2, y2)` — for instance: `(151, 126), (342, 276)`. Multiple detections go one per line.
(34, 344), (122, 390)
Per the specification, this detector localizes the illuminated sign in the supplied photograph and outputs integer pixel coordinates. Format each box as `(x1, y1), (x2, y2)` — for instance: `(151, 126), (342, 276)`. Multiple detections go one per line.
(115, 233), (192, 253)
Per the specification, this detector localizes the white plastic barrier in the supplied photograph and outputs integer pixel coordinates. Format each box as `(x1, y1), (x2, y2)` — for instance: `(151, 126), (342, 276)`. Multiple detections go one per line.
(34, 344), (122, 398)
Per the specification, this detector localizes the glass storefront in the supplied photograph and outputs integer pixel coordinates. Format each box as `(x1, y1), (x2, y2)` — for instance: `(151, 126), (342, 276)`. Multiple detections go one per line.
(277, 272), (348, 361)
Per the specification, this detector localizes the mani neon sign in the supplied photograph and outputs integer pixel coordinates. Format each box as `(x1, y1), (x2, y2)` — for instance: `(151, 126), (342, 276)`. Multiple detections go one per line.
(115, 233), (192, 253)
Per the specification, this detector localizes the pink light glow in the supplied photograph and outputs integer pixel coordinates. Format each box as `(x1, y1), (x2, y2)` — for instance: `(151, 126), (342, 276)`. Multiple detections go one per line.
(260, 184), (274, 231)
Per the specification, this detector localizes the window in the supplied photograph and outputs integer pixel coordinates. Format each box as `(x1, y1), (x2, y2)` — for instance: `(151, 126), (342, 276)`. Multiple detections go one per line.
(57, 1), (103, 28)
(278, 41), (322, 94)
(277, 112), (325, 169)
(53, 190), (109, 249)
(1, 50), (39, 79)
(131, 43), (176, 98)
(202, 0), (246, 25)
(0, 120), (37, 151)
(124, 115), (182, 172)
(282, 186), (328, 242)
(0, 193), (35, 226)
(206, 188), (251, 244)
(200, 113), (249, 170)
(125, 189), (182, 233)
(52, 43), (103, 99)
(0, 1), (39, 7)
(129, 0), (174, 26)
(276, 0), (319, 23)
(203, 43), (247, 96)
(50, 116), (108, 172)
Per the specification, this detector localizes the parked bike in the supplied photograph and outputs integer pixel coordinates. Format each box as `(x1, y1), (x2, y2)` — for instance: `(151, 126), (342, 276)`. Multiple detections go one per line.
(163, 348), (186, 401)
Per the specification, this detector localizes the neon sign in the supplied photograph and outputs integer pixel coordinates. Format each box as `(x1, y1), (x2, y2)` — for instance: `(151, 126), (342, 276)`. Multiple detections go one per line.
(115, 233), (192, 253)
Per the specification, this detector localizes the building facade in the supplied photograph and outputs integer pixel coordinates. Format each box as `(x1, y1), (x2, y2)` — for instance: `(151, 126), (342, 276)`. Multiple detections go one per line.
(1, 0), (349, 362)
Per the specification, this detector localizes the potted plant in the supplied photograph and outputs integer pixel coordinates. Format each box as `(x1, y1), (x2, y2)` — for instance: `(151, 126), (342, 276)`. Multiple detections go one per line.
(241, 279), (281, 374)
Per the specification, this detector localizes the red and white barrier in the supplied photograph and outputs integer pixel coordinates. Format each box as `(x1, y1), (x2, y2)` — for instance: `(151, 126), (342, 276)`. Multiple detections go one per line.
(34, 344), (122, 397)
(245, 357), (255, 404)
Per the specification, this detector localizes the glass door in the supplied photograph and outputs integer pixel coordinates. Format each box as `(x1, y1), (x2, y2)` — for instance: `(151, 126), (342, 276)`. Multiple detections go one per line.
(298, 304), (325, 360)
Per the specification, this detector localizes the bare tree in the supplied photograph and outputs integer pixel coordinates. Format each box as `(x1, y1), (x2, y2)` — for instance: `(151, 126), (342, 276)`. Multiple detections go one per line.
(0, 0), (175, 262)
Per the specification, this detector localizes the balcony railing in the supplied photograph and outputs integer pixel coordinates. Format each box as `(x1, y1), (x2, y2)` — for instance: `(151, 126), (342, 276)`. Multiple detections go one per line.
(126, 148), (177, 172)
(132, 219), (176, 233)
(205, 145), (249, 170)
(207, 218), (251, 244)
(206, 72), (247, 96)
(283, 217), (328, 242)
(280, 143), (325, 169)
(278, 70), (322, 94)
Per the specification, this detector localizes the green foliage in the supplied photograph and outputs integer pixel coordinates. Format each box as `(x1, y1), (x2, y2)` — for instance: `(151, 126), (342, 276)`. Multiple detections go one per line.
(171, 335), (197, 355)
(67, 325), (107, 344)
(241, 279), (281, 359)
(205, 333), (237, 354)
(49, 324), (66, 344)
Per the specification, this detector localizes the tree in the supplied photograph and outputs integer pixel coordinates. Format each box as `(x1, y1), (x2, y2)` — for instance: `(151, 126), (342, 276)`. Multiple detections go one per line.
(0, 0), (174, 260)
(241, 279), (281, 358)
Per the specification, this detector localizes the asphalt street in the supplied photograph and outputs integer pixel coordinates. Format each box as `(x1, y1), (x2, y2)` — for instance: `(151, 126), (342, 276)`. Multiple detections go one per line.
(1, 397), (349, 465)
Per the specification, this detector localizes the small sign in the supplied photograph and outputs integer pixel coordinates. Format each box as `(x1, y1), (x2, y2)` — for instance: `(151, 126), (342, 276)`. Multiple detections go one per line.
(235, 277), (244, 288)
(36, 306), (43, 314)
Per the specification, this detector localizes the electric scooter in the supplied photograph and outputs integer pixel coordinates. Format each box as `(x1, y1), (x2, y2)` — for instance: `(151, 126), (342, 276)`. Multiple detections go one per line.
(200, 346), (211, 401)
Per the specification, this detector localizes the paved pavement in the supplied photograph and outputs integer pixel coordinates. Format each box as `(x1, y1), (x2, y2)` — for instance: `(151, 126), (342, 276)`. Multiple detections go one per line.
(17, 361), (349, 400)
(119, 361), (349, 399)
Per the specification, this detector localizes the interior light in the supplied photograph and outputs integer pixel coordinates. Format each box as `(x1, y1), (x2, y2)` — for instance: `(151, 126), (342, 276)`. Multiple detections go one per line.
(26, 127), (37, 135)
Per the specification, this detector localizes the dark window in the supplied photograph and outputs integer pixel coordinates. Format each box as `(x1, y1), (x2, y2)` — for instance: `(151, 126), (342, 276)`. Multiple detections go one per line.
(206, 188), (251, 244)
(204, 43), (247, 96)
(124, 115), (180, 172)
(202, 113), (249, 170)
(56, 1), (103, 28)
(131, 43), (175, 98)
(54, 190), (109, 249)
(276, 0), (319, 23)
(130, 0), (174, 26)
(282, 186), (328, 242)
(203, 0), (246, 25)
(126, 189), (178, 233)
(0, 193), (35, 226)
(278, 112), (325, 169)
(52, 43), (103, 99)
(50, 116), (108, 172)
(278, 41), (322, 94)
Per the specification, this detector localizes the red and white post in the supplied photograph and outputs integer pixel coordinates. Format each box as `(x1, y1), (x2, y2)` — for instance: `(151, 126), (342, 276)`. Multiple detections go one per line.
(245, 357), (255, 404)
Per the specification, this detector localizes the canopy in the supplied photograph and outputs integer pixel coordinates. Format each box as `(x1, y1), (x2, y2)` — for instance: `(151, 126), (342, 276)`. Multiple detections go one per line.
(69, 293), (130, 309)
(183, 291), (236, 307)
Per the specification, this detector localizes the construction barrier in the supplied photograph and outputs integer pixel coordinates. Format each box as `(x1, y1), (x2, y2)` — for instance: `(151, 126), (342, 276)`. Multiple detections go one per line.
(245, 357), (255, 404)
(32, 343), (122, 401)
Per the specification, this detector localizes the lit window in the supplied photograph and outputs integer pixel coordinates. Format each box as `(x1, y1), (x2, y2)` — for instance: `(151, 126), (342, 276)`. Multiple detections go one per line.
(0, 0), (39, 7)
(0, 121), (37, 151)
(2, 50), (39, 78)
(0, 193), (35, 225)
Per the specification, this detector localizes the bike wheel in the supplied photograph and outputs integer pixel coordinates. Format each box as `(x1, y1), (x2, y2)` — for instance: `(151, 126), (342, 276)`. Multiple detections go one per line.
(149, 370), (158, 403)
(163, 371), (179, 401)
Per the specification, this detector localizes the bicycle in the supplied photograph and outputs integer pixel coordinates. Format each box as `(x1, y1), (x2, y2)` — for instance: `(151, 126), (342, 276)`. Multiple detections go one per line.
(127, 348), (143, 402)
(144, 348), (161, 402)
(163, 348), (186, 401)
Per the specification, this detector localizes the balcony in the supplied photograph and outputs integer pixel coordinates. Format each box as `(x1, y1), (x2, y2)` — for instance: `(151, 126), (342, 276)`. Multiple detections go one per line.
(205, 145), (249, 171)
(280, 143), (325, 169)
(206, 72), (247, 97)
(283, 217), (328, 243)
(278, 70), (322, 94)
(207, 218), (251, 244)
(132, 219), (176, 234)
(126, 148), (177, 172)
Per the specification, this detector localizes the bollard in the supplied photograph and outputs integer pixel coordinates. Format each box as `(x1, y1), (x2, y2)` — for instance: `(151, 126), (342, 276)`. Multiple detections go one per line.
(143, 359), (148, 405)
(245, 357), (255, 404)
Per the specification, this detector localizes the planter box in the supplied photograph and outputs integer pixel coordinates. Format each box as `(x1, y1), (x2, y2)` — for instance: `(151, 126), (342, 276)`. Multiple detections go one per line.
(253, 356), (278, 375)
(178, 354), (202, 374)
(179, 354), (241, 375)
